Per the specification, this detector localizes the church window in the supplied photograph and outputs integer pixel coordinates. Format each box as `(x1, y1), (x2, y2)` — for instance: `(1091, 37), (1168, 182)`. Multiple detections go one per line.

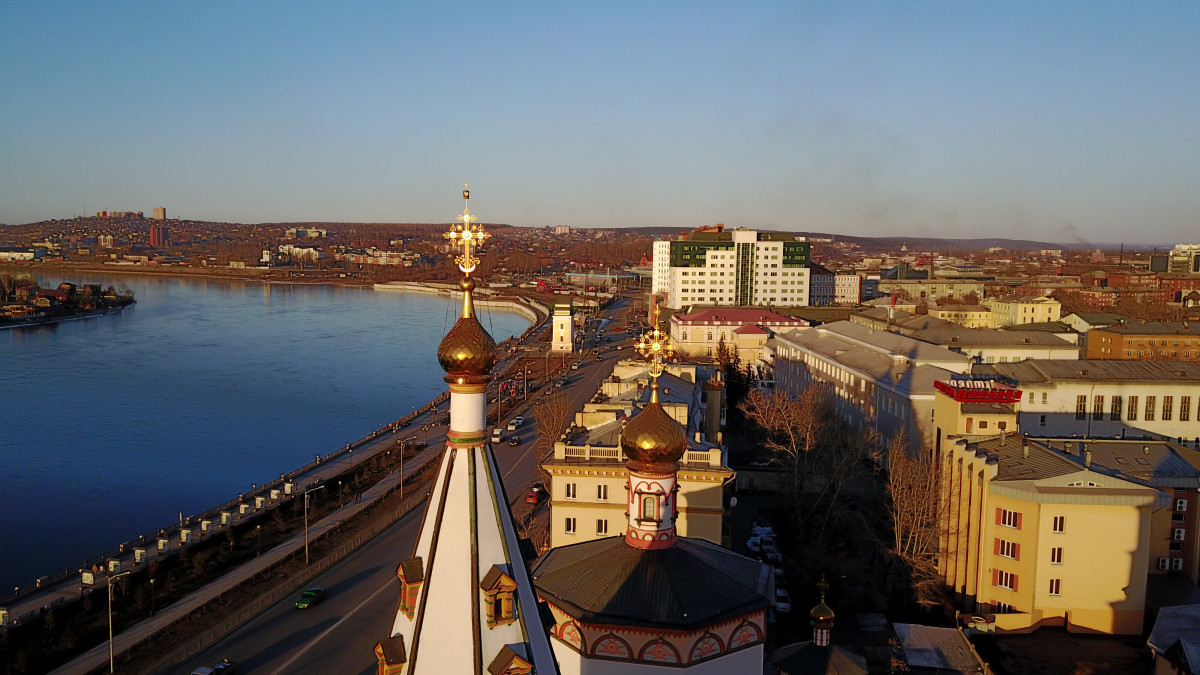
(479, 565), (517, 629)
(641, 494), (658, 522)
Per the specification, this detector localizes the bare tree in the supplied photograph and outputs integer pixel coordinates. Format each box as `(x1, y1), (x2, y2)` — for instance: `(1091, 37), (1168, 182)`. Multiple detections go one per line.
(884, 432), (943, 606)
(533, 391), (574, 483)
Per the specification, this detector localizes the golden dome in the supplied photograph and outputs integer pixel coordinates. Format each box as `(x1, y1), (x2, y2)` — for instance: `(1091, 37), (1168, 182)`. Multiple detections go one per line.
(810, 599), (835, 625)
(621, 382), (686, 467)
(438, 315), (497, 377)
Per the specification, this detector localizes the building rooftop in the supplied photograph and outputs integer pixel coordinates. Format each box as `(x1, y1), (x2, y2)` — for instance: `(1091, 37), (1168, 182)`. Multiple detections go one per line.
(914, 327), (1077, 348)
(531, 536), (771, 630)
(976, 359), (1200, 384)
(1093, 321), (1200, 336)
(671, 308), (808, 325)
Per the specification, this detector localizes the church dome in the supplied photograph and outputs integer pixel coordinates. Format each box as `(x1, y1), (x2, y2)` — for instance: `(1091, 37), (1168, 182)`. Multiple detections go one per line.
(810, 599), (835, 626)
(437, 277), (497, 377)
(620, 382), (686, 467)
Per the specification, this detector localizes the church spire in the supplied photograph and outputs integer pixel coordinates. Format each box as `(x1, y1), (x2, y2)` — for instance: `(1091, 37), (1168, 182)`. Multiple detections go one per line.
(620, 309), (688, 550)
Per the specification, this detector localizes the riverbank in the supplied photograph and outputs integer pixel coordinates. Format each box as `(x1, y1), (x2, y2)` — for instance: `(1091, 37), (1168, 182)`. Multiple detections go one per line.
(374, 280), (549, 322)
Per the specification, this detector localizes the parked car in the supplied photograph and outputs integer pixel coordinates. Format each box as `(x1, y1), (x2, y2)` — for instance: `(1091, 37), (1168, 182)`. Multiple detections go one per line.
(295, 587), (325, 609)
(525, 485), (547, 505)
(775, 587), (792, 613)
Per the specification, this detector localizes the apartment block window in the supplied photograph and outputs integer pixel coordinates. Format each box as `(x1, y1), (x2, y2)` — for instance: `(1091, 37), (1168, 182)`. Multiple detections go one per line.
(1183, 396), (1192, 422)
(596, 519), (608, 536)
(1050, 547), (1063, 564)
(1129, 396), (1139, 421)
(1075, 395), (1087, 421)
(565, 483), (577, 499)
(1052, 516), (1065, 533)
(996, 539), (1019, 559)
(1049, 578), (1062, 596)
(1110, 396), (1122, 421)
(1093, 395), (1104, 421)
(565, 517), (577, 534)
(597, 484), (608, 501)
(1164, 396), (1174, 421)
(995, 570), (1017, 591)
(1042, 393), (1048, 404)
(1040, 415), (1047, 427)
(1175, 528), (1186, 541)
(998, 508), (1021, 529)
(1029, 391), (1035, 404)
(1172, 542), (1185, 552)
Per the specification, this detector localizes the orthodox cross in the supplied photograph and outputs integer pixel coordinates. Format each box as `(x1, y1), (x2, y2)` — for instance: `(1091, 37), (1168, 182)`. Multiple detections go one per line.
(444, 182), (489, 275)
(635, 307), (673, 380)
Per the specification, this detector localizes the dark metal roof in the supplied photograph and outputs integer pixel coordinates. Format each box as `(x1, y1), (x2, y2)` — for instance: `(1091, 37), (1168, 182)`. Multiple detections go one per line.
(532, 537), (770, 630)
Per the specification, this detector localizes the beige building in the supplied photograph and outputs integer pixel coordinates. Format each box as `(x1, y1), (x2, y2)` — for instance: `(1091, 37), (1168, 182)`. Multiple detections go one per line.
(939, 434), (1166, 634)
(668, 307), (808, 364)
(876, 279), (984, 303)
(985, 294), (1062, 327)
(928, 304), (994, 328)
(542, 362), (733, 549)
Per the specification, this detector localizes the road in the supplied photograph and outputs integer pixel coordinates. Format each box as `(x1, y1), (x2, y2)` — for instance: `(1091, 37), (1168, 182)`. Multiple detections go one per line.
(176, 296), (638, 674)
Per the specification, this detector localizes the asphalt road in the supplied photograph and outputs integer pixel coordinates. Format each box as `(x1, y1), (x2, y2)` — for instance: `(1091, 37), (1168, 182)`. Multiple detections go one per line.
(175, 296), (638, 674)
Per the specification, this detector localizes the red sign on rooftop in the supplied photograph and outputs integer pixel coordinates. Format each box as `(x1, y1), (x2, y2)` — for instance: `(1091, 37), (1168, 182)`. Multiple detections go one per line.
(934, 380), (1023, 404)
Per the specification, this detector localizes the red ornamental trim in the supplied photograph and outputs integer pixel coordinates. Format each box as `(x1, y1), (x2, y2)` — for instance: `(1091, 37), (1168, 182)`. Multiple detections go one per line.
(689, 633), (725, 661)
(592, 634), (632, 659)
(730, 621), (762, 648)
(569, 610), (761, 639)
(562, 622), (585, 652)
(638, 639), (680, 663)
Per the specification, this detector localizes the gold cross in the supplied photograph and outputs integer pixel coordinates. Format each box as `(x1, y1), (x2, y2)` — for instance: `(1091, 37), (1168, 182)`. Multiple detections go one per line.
(444, 184), (489, 274)
(635, 320), (673, 379)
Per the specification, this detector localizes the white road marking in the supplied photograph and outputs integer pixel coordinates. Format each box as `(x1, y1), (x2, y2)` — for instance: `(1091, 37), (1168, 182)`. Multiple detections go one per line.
(269, 576), (395, 675)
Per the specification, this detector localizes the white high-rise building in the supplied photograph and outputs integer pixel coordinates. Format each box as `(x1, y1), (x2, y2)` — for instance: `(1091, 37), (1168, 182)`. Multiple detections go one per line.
(551, 302), (574, 352)
(651, 226), (813, 309)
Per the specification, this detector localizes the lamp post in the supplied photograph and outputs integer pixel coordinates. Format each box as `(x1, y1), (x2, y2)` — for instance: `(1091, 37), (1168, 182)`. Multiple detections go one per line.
(107, 570), (131, 673)
(149, 577), (155, 616)
(304, 485), (325, 564)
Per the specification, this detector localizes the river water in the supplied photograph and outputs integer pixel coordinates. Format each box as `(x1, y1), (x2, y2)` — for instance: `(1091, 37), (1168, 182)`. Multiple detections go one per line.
(0, 274), (530, 591)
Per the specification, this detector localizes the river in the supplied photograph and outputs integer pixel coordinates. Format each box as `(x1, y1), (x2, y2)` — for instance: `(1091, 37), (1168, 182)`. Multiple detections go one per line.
(0, 273), (530, 591)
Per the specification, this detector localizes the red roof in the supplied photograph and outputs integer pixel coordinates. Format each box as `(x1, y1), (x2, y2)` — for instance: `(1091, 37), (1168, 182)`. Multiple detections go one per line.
(733, 324), (769, 335)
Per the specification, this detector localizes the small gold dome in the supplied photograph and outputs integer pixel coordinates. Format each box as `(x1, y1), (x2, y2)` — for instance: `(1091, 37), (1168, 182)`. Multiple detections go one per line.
(810, 599), (835, 625)
(621, 386), (686, 467)
(438, 314), (497, 377)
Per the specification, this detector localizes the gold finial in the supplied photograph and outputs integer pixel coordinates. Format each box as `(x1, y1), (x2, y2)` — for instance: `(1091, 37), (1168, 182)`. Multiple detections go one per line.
(635, 308), (673, 403)
(444, 185), (489, 275)
(817, 575), (830, 600)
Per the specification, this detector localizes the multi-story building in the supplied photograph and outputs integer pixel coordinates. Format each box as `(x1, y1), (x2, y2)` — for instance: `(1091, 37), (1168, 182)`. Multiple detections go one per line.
(984, 295), (1062, 327)
(152, 206), (167, 220)
(834, 272), (863, 305)
(668, 308), (808, 364)
(939, 434), (1169, 634)
(808, 263), (836, 306)
(542, 361), (733, 549)
(770, 322), (972, 450)
(651, 226), (812, 309)
(1085, 321), (1200, 361)
(930, 378), (1021, 453)
(876, 279), (984, 303)
(927, 304), (994, 329)
(913, 328), (1081, 365)
(551, 302), (574, 352)
(975, 360), (1200, 443)
(1169, 244), (1200, 274)
(148, 225), (170, 249)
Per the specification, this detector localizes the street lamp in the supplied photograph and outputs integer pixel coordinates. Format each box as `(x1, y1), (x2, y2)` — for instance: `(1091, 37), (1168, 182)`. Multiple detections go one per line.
(304, 485), (326, 564)
(149, 577), (155, 616)
(107, 570), (131, 673)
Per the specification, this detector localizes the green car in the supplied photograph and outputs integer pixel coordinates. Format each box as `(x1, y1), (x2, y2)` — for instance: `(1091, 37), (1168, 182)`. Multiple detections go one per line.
(295, 587), (325, 609)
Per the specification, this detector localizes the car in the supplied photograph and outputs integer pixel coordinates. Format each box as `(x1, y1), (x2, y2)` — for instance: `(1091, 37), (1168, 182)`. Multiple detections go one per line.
(295, 587), (325, 609)
(513, 416), (523, 427)
(508, 436), (521, 446)
(191, 660), (237, 675)
(525, 486), (547, 505)
(571, 362), (579, 370)
(775, 587), (792, 613)
(507, 421), (519, 432)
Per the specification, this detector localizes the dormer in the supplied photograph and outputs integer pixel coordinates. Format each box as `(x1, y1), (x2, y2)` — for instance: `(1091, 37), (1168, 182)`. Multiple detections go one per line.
(396, 557), (424, 620)
(487, 645), (534, 675)
(481, 564), (518, 628)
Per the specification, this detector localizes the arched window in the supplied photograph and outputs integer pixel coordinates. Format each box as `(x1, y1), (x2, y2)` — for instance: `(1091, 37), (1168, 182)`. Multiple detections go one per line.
(642, 495), (657, 521)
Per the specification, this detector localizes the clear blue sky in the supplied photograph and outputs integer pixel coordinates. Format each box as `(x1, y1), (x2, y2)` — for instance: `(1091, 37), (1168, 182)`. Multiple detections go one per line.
(2, 2), (1197, 243)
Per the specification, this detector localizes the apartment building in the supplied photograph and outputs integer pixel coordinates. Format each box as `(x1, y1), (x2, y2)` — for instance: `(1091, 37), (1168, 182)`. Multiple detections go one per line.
(975, 360), (1200, 443)
(770, 322), (971, 450)
(927, 304), (994, 329)
(984, 295), (1062, 327)
(1085, 321), (1200, 361)
(913, 328), (1081, 365)
(541, 362), (732, 549)
(834, 272), (863, 305)
(939, 434), (1167, 634)
(808, 262), (836, 306)
(651, 226), (812, 309)
(876, 279), (984, 303)
(667, 307), (808, 364)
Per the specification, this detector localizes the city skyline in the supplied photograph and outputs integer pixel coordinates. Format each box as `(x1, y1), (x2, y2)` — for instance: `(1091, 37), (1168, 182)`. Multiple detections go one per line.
(2, 2), (1198, 243)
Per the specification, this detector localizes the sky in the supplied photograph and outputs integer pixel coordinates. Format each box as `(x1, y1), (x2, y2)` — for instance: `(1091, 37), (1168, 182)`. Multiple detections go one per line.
(1, 2), (1198, 244)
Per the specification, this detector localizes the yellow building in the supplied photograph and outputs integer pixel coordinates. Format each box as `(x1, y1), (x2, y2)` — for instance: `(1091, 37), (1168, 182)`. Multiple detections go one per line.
(928, 304), (994, 329)
(939, 434), (1166, 634)
(932, 379), (1020, 454)
(668, 307), (808, 364)
(542, 361), (733, 549)
(985, 294), (1062, 327)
